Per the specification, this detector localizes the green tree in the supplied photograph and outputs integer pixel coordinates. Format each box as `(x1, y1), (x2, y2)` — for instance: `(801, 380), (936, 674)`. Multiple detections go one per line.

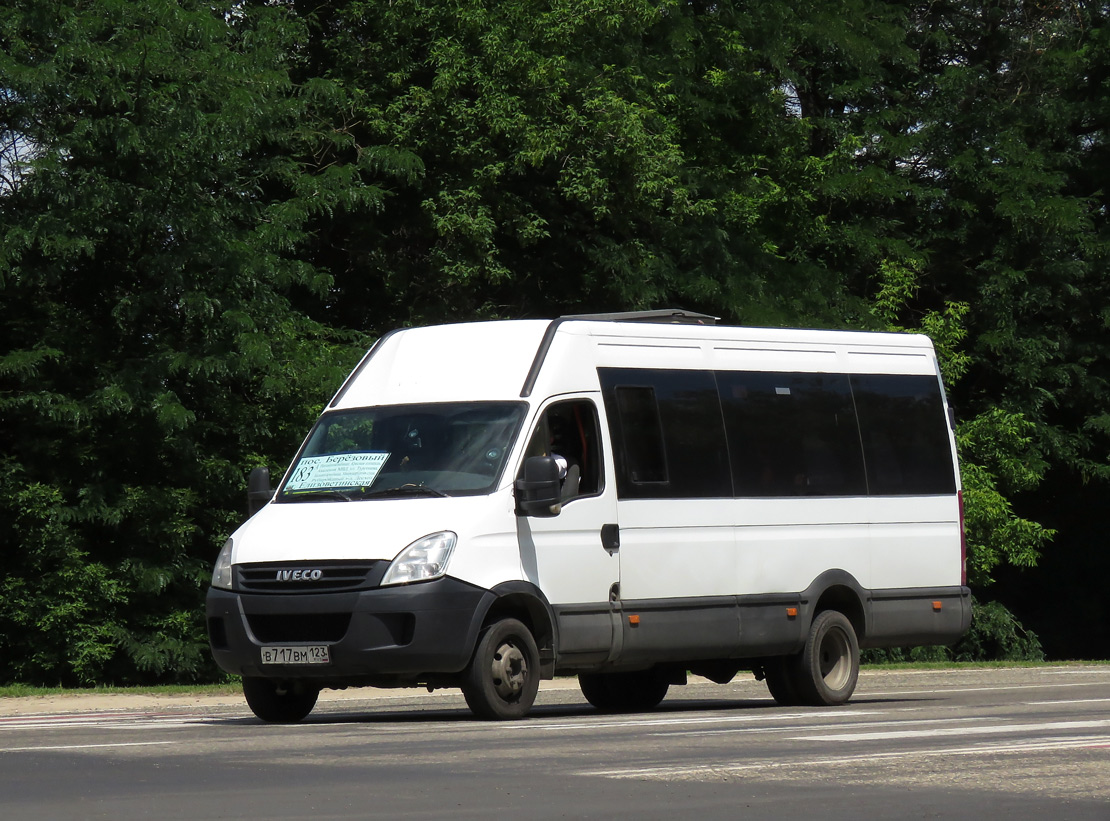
(276, 0), (860, 333)
(271, 0), (1099, 598)
(0, 0), (381, 684)
(4, 0), (1106, 685)
(883, 2), (1108, 603)
(904, 1), (1110, 486)
(750, 0), (1108, 598)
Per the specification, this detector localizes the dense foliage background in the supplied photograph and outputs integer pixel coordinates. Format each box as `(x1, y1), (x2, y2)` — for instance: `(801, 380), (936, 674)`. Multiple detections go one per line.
(2, 0), (1106, 684)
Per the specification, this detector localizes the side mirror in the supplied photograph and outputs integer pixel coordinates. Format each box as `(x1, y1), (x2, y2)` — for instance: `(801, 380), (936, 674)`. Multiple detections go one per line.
(514, 456), (562, 518)
(247, 466), (273, 517)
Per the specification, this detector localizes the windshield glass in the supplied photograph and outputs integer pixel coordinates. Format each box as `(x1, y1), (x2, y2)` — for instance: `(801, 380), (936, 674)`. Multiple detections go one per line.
(278, 402), (526, 501)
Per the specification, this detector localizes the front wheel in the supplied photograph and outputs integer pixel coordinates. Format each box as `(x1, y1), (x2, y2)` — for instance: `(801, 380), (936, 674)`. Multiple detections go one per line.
(794, 610), (859, 705)
(242, 677), (319, 723)
(461, 618), (541, 720)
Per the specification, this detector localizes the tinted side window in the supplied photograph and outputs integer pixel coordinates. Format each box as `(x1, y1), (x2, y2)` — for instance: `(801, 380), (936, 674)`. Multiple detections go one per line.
(851, 374), (956, 495)
(613, 386), (667, 485)
(718, 372), (867, 497)
(600, 369), (732, 499)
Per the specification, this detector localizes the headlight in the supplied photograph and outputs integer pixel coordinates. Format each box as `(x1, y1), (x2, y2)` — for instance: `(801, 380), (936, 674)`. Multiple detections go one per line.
(381, 531), (457, 586)
(211, 538), (234, 590)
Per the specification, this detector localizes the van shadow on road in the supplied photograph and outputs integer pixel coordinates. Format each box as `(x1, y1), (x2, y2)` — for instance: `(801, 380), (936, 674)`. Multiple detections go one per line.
(204, 692), (926, 727)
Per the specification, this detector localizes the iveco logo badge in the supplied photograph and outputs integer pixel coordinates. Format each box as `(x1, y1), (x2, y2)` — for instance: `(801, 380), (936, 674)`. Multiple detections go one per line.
(275, 569), (323, 581)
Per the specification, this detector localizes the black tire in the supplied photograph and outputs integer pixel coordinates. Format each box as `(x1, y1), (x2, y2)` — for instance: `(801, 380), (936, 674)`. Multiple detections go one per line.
(242, 677), (319, 723)
(763, 657), (803, 706)
(793, 610), (859, 706)
(578, 670), (669, 713)
(461, 618), (541, 720)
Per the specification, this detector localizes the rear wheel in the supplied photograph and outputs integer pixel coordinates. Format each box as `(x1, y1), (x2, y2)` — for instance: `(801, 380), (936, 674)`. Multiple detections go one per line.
(242, 677), (319, 723)
(794, 610), (859, 705)
(461, 618), (541, 720)
(579, 670), (669, 713)
(763, 657), (803, 706)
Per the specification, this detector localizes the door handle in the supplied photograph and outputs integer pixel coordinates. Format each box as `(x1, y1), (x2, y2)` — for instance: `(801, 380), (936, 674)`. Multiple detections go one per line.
(601, 523), (620, 554)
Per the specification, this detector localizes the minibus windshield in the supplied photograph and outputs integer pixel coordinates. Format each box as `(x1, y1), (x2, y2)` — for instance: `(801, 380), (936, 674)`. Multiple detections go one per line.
(277, 402), (526, 501)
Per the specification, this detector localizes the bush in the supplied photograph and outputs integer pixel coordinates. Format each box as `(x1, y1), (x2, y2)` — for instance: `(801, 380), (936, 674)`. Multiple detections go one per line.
(950, 597), (1044, 662)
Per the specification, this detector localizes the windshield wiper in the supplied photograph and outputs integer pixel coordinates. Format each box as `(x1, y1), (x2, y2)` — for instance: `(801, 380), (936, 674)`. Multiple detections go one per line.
(361, 484), (450, 499)
(282, 489), (354, 502)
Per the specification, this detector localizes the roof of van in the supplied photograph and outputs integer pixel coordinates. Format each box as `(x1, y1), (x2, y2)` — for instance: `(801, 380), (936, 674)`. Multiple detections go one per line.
(328, 317), (939, 410)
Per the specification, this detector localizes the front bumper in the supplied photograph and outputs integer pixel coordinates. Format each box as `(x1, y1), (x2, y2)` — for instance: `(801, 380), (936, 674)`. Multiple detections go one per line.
(206, 576), (494, 685)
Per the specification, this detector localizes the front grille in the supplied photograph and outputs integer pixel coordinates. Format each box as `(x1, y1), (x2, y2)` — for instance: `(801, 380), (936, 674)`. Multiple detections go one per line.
(236, 561), (380, 593)
(246, 613), (352, 643)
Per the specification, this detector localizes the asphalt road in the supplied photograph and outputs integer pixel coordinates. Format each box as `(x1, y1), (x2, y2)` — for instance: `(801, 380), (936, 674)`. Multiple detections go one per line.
(1, 666), (1107, 820)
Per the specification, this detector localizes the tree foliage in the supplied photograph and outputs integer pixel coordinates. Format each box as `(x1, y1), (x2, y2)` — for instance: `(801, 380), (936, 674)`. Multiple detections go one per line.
(746, 1), (1108, 590)
(2, 0), (1108, 682)
(0, 0), (378, 684)
(279, 0), (871, 331)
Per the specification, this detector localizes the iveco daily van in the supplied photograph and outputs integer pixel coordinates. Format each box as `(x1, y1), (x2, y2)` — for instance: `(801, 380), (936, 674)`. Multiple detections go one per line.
(207, 311), (969, 721)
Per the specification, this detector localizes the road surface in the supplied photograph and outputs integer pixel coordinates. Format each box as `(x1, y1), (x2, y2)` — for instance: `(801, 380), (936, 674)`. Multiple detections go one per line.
(1, 665), (1107, 819)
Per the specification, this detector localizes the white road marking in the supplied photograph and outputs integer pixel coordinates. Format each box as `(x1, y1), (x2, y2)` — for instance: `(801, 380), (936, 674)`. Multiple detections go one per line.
(1025, 698), (1110, 706)
(793, 718), (1110, 742)
(859, 681), (1102, 698)
(513, 710), (887, 732)
(0, 714), (214, 731)
(592, 735), (1110, 779)
(655, 715), (1004, 738)
(859, 666), (1082, 676)
(0, 741), (176, 753)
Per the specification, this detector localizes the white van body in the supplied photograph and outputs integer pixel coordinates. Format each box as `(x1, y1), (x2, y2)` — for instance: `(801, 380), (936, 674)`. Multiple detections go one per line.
(207, 313), (969, 721)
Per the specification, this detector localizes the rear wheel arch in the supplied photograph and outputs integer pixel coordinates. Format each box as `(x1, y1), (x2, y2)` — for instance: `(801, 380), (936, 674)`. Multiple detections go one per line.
(804, 570), (868, 643)
(760, 572), (866, 707)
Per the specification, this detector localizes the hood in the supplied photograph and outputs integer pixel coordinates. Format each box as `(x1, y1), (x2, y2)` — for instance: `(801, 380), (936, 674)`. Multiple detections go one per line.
(228, 493), (506, 564)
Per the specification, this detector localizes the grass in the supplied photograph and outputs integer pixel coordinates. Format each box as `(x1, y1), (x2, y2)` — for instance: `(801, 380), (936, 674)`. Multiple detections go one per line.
(860, 659), (1110, 671)
(0, 682), (242, 699)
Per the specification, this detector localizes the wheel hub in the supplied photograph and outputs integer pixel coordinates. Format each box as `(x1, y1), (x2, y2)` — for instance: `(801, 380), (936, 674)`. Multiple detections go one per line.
(819, 628), (852, 690)
(490, 640), (527, 700)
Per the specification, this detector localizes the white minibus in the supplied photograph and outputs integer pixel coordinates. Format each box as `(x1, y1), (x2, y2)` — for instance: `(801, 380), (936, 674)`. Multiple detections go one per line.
(207, 311), (969, 721)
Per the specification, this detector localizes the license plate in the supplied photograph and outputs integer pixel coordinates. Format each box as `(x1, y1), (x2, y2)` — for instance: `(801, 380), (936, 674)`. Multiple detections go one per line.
(260, 645), (330, 665)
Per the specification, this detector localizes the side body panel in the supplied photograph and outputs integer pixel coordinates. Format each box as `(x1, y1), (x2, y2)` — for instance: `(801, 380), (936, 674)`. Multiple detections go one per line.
(570, 321), (968, 671)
